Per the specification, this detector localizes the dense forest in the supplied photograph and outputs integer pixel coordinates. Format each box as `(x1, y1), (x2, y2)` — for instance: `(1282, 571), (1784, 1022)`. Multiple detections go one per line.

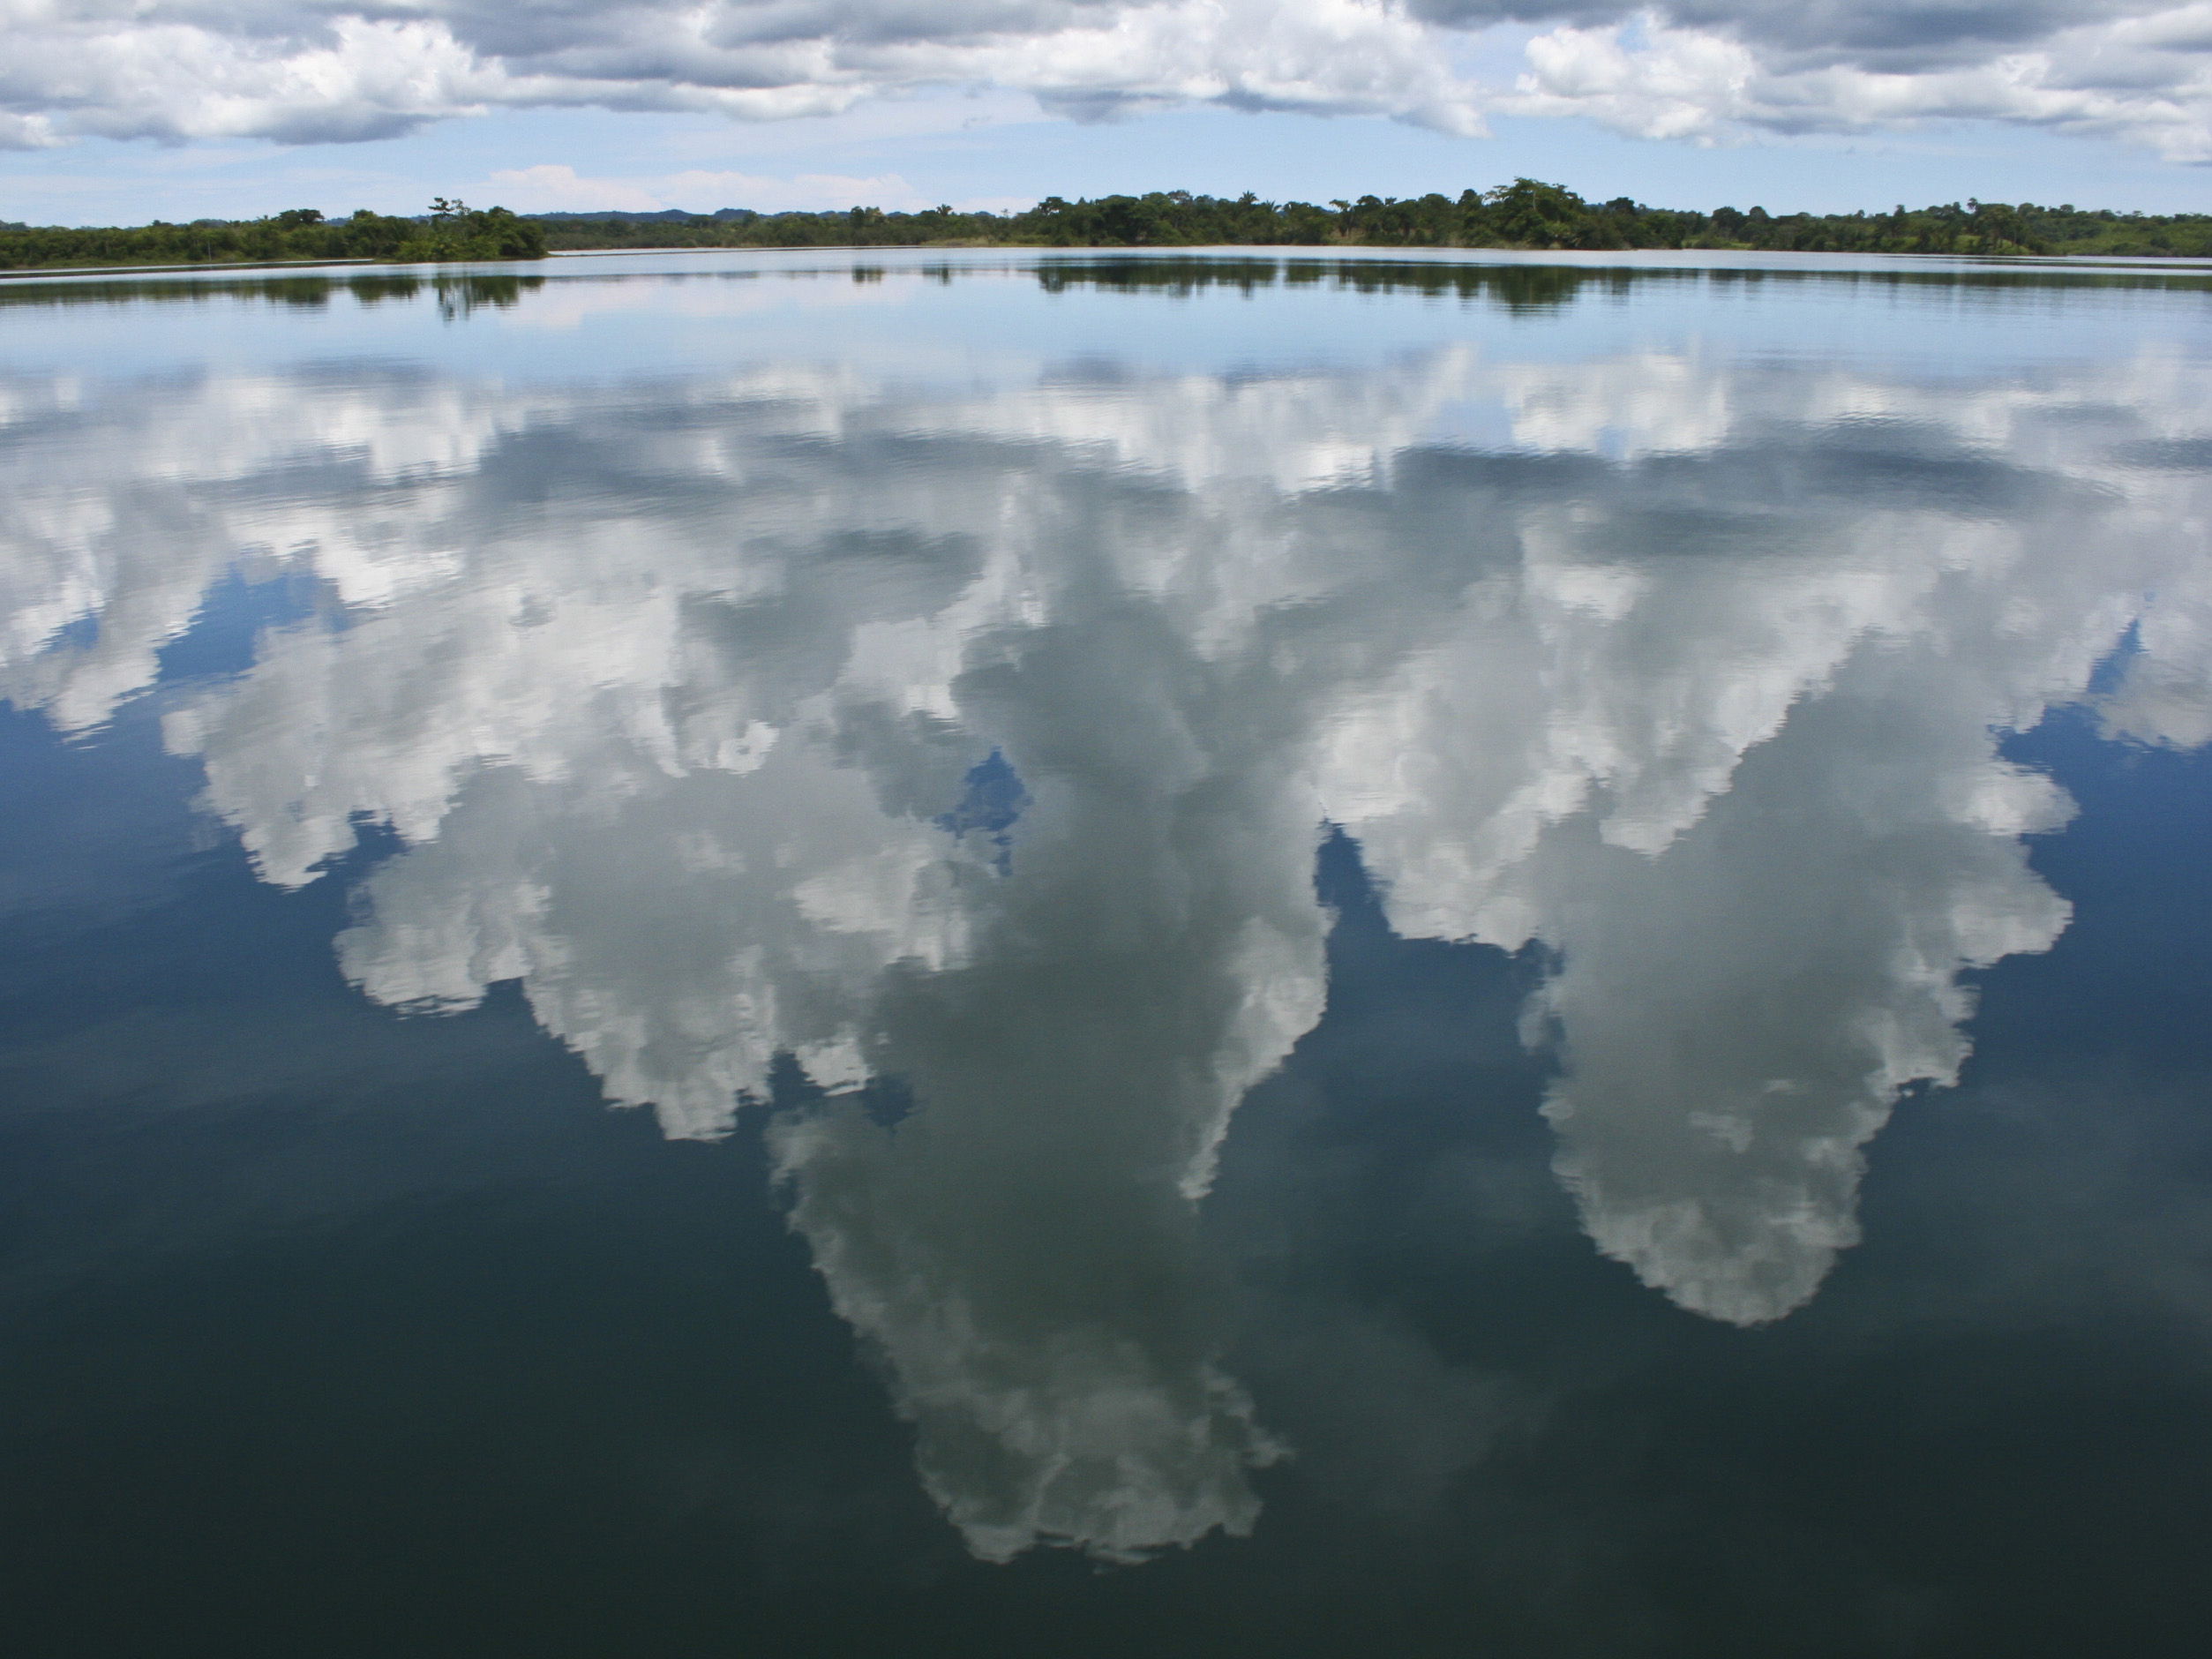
(0, 201), (545, 272)
(533, 181), (2212, 258)
(4, 180), (2210, 273)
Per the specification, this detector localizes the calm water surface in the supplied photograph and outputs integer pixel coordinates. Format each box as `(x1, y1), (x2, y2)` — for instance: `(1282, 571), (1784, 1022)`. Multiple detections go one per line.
(4, 249), (2212, 1656)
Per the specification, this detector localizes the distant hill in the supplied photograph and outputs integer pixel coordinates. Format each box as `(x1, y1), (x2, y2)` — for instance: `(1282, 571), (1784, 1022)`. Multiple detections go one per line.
(526, 208), (757, 223)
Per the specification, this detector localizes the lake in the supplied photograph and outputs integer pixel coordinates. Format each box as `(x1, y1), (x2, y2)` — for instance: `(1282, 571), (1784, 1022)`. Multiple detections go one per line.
(4, 246), (2210, 1657)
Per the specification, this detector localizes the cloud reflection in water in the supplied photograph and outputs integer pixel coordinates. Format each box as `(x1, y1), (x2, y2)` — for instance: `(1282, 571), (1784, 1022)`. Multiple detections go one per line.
(4, 264), (2209, 1558)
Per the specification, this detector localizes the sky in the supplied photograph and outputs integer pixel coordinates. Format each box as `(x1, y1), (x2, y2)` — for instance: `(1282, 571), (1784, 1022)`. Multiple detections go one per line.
(2, 2), (2210, 223)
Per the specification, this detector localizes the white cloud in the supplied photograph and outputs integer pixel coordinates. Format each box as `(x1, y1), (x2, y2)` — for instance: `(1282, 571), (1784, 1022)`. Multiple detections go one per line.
(0, 109), (61, 149)
(1505, 6), (2212, 160)
(4, 16), (506, 145)
(0, 0), (1490, 153)
(1510, 15), (1761, 143)
(5, 0), (2212, 166)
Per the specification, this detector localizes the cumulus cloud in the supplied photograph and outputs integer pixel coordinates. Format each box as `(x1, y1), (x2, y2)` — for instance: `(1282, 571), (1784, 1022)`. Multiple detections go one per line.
(1504, 5), (2212, 159)
(0, 0), (1488, 150)
(5, 0), (2212, 163)
(6, 259), (2212, 1547)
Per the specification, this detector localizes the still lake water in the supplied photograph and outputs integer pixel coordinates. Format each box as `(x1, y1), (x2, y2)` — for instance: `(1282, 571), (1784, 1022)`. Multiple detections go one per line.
(4, 248), (2212, 1656)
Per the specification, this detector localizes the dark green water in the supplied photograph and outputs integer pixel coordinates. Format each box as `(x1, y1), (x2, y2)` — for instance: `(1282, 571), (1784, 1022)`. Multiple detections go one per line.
(4, 249), (2211, 1657)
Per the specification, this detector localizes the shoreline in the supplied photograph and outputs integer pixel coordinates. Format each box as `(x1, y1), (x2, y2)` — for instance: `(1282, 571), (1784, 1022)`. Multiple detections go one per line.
(6, 243), (2212, 282)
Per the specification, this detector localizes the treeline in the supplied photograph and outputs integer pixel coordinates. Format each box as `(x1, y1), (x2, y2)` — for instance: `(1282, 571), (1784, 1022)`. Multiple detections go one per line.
(0, 202), (545, 273)
(7, 182), (2210, 274)
(535, 181), (2212, 258)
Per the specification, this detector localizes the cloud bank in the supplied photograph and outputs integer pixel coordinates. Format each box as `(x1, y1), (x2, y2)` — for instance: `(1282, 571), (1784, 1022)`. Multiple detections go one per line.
(5, 1), (2212, 163)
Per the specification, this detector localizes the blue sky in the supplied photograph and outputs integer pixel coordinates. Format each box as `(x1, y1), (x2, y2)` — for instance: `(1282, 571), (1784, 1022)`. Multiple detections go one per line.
(3, 5), (2210, 224)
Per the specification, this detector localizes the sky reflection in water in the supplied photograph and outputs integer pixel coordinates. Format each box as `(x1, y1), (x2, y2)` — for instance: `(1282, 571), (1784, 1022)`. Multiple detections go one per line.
(4, 252), (2211, 1654)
